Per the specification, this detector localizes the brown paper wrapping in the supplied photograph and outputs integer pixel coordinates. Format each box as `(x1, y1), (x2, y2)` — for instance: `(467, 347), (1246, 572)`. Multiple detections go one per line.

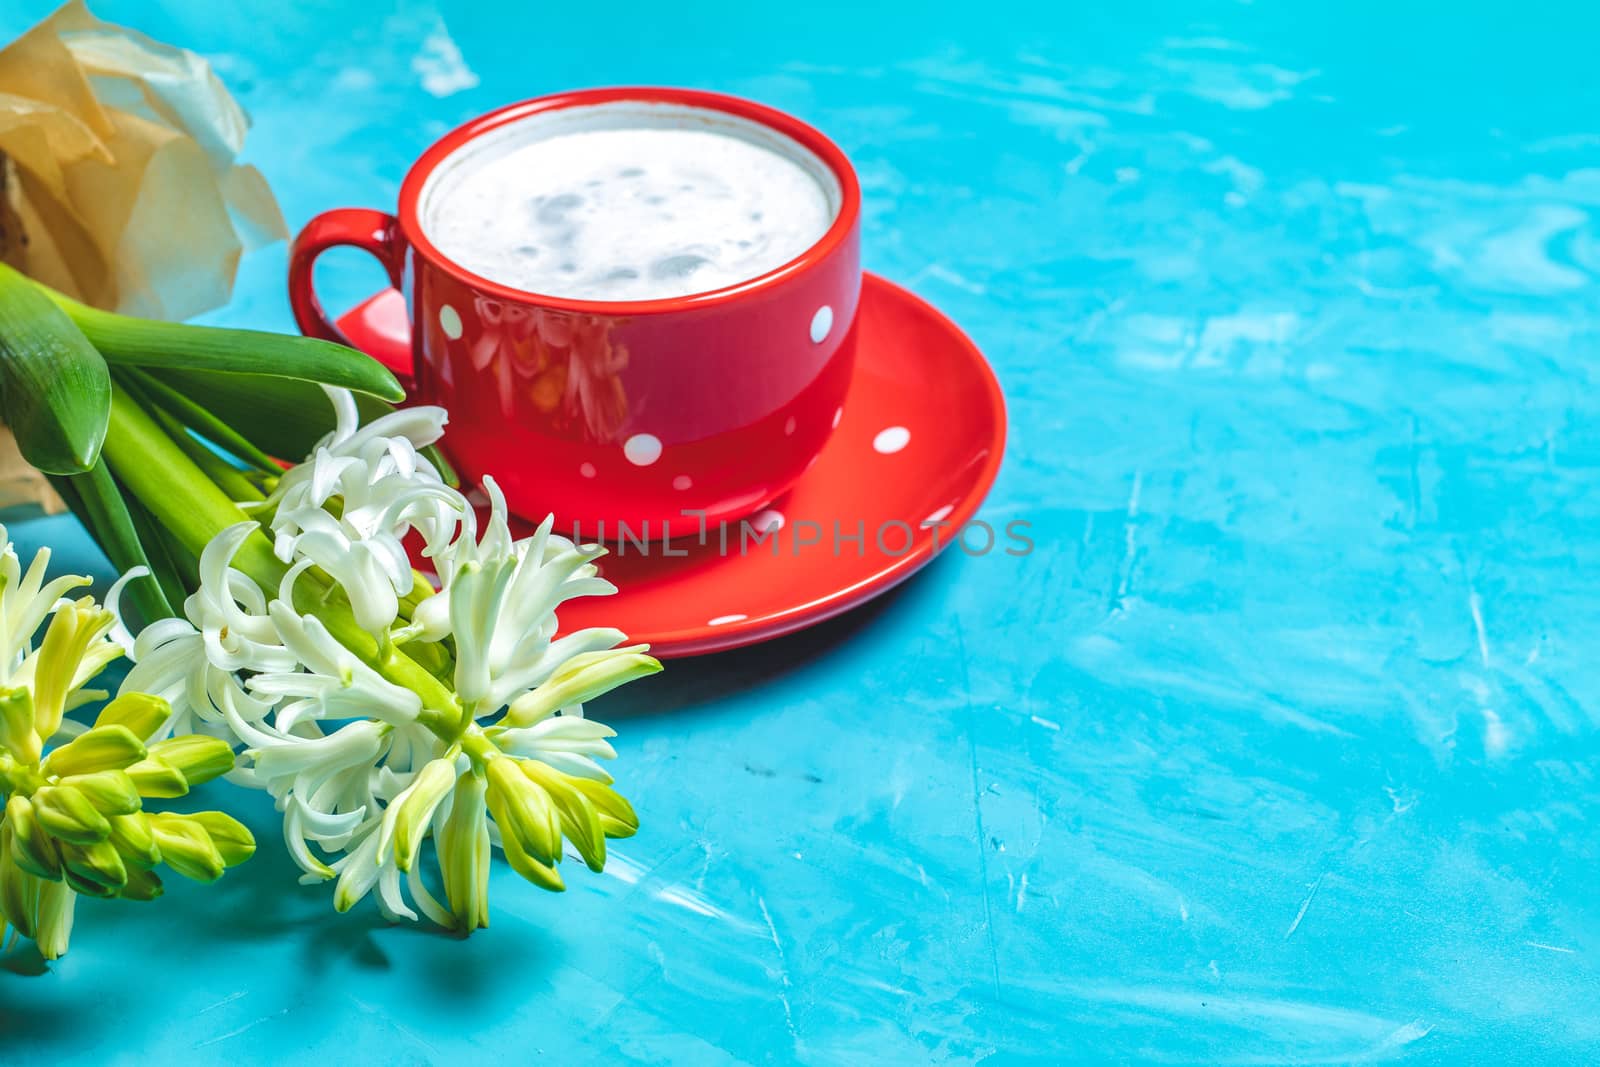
(0, 1), (286, 512)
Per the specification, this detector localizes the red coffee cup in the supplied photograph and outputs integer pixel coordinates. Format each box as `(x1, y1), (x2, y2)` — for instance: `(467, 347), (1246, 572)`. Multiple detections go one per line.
(289, 87), (861, 535)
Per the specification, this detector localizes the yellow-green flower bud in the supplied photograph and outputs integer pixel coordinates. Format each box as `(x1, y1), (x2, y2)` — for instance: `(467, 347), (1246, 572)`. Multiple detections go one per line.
(30, 598), (114, 743)
(119, 865), (163, 902)
(5, 794), (61, 878)
(485, 756), (562, 867)
(521, 760), (606, 872)
(187, 812), (254, 868)
(437, 773), (490, 933)
(107, 813), (161, 869)
(148, 735), (237, 787)
(569, 776), (639, 839)
(33, 875), (75, 960)
(124, 756), (189, 798)
(147, 813), (224, 883)
(59, 839), (127, 898)
(0, 687), (41, 765)
(333, 834), (380, 914)
(0, 825), (34, 936)
(503, 648), (661, 728)
(31, 784), (110, 845)
(389, 757), (457, 873)
(43, 724), (146, 777)
(499, 830), (566, 892)
(92, 692), (172, 742)
(60, 770), (140, 816)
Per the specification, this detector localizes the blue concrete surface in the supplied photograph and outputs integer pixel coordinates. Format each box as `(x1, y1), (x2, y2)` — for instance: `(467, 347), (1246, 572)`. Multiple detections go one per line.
(3, 0), (1600, 1062)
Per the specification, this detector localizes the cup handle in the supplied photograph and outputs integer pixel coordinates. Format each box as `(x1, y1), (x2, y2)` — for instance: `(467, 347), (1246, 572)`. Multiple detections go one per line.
(288, 208), (415, 395)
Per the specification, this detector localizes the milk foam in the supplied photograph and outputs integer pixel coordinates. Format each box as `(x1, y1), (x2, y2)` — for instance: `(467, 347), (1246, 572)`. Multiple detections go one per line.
(421, 119), (836, 302)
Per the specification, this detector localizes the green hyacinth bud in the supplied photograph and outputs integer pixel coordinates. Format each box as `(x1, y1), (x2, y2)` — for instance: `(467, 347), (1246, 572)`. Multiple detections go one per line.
(0, 687), (41, 765)
(30, 599), (114, 743)
(5, 795), (61, 878)
(60, 769), (140, 816)
(0, 825), (33, 937)
(485, 756), (562, 867)
(187, 812), (255, 868)
(499, 829), (566, 893)
(92, 692), (172, 742)
(570, 776), (640, 839)
(106, 813), (161, 869)
(30, 784), (110, 845)
(148, 735), (237, 787)
(332, 836), (380, 914)
(521, 759), (606, 872)
(124, 756), (189, 798)
(33, 874), (75, 960)
(59, 839), (127, 898)
(389, 757), (457, 873)
(147, 813), (224, 883)
(503, 648), (661, 728)
(42, 724), (146, 777)
(437, 773), (490, 933)
(118, 865), (164, 902)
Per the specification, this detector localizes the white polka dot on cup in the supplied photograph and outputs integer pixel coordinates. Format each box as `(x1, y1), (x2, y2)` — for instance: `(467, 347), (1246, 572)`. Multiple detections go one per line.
(873, 426), (911, 454)
(579, 462), (597, 479)
(751, 508), (785, 533)
(784, 416), (797, 436)
(439, 304), (463, 340)
(810, 305), (833, 344)
(623, 433), (662, 466)
(672, 475), (692, 491)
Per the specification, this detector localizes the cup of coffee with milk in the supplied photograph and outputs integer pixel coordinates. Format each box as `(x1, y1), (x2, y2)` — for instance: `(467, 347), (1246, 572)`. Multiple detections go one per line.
(290, 87), (861, 535)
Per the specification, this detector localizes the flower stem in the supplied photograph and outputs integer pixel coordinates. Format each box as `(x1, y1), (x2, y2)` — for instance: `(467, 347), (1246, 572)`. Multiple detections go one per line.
(102, 385), (279, 573)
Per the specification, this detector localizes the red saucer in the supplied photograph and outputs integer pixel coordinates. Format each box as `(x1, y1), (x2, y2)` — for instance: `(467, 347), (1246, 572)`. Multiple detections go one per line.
(336, 272), (1006, 656)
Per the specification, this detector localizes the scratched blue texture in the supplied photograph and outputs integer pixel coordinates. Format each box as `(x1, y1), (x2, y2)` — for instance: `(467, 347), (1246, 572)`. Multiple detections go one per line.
(4, 0), (1600, 1062)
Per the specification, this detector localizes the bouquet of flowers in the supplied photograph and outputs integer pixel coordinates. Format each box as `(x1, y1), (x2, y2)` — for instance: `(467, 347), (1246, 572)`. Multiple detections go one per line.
(0, 255), (657, 958)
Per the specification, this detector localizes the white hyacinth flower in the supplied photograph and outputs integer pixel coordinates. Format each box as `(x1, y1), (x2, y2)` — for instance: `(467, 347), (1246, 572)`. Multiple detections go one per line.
(115, 388), (657, 930)
(250, 389), (463, 635)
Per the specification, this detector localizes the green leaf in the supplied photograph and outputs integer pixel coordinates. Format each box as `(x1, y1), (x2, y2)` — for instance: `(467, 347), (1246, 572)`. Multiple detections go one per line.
(151, 366), (457, 485)
(100, 385), (278, 573)
(64, 457), (177, 624)
(0, 262), (111, 474)
(44, 290), (405, 403)
(162, 417), (267, 504)
(113, 368), (264, 506)
(48, 469), (180, 626)
(120, 366), (279, 473)
(123, 488), (197, 614)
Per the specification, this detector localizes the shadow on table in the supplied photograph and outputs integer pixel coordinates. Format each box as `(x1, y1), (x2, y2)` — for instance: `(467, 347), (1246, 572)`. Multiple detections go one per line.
(0, 787), (563, 1030)
(599, 550), (953, 719)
